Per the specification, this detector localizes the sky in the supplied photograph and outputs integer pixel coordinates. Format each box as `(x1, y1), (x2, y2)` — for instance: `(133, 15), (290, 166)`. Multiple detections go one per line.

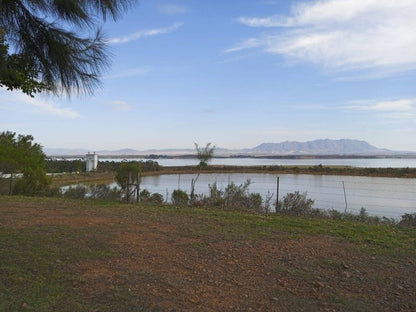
(1, 0), (416, 151)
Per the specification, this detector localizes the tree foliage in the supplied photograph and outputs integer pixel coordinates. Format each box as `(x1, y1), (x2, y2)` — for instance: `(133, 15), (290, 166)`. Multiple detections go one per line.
(115, 161), (141, 190)
(0, 0), (136, 96)
(0, 131), (50, 195)
(194, 143), (215, 168)
(0, 30), (47, 95)
(277, 192), (315, 216)
(171, 189), (189, 206)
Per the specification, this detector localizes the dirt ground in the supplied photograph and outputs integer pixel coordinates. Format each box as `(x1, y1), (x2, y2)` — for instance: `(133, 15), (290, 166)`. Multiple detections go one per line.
(1, 199), (415, 311)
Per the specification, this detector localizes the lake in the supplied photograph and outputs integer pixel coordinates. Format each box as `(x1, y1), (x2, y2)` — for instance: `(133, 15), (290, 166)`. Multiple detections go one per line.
(94, 157), (416, 168)
(108, 173), (416, 219)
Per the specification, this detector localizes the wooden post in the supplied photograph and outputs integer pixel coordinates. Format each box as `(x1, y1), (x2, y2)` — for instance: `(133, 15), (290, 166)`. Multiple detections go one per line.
(178, 174), (181, 190)
(136, 173), (140, 203)
(275, 176), (280, 212)
(342, 181), (348, 213)
(191, 178), (194, 201)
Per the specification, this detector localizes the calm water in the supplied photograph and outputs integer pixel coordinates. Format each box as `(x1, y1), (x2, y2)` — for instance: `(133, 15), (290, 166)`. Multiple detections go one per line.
(95, 157), (416, 168)
(111, 173), (416, 219)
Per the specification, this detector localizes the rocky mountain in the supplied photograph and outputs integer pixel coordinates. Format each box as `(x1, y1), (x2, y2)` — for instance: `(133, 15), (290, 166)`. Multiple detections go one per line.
(251, 139), (391, 155)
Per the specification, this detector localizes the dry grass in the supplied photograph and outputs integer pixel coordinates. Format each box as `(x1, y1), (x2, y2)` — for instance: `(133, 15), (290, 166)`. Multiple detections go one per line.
(1, 196), (415, 311)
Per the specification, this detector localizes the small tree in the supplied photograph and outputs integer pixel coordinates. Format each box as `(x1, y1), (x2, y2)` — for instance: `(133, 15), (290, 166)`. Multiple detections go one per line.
(190, 143), (215, 202)
(194, 143), (215, 168)
(0, 131), (50, 195)
(115, 162), (141, 202)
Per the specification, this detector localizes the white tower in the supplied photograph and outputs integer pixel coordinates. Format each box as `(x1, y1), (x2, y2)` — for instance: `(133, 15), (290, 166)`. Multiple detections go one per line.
(86, 152), (98, 172)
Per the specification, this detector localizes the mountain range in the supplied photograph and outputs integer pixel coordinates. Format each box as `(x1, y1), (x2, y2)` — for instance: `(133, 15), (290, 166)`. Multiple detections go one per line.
(44, 139), (412, 157)
(249, 139), (392, 155)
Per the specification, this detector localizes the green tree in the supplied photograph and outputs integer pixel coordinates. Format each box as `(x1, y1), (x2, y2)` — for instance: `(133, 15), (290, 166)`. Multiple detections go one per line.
(194, 143), (215, 168)
(0, 131), (50, 195)
(0, 0), (136, 96)
(115, 162), (141, 202)
(0, 30), (47, 95)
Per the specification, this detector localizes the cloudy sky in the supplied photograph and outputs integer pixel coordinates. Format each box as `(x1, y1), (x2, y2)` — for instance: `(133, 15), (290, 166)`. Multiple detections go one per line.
(1, 0), (416, 151)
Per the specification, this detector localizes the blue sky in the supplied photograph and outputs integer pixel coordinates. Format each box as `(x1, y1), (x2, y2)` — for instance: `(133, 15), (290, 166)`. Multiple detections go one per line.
(1, 0), (416, 151)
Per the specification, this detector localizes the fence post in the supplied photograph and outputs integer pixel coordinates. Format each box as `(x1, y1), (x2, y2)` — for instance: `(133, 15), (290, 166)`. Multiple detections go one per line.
(275, 176), (280, 212)
(342, 181), (348, 213)
(136, 172), (140, 204)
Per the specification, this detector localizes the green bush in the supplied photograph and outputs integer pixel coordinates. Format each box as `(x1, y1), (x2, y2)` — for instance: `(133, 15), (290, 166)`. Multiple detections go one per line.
(277, 191), (315, 216)
(171, 189), (189, 206)
(150, 193), (164, 204)
(203, 182), (225, 207)
(196, 180), (263, 213)
(12, 169), (51, 196)
(324, 208), (395, 225)
(139, 189), (151, 202)
(399, 213), (416, 228)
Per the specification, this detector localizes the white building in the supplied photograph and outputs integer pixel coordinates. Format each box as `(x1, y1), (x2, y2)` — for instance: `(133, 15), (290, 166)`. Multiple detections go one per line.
(86, 153), (98, 172)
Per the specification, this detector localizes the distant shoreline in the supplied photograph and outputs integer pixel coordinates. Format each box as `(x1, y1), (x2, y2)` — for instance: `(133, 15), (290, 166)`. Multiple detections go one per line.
(47, 154), (416, 160)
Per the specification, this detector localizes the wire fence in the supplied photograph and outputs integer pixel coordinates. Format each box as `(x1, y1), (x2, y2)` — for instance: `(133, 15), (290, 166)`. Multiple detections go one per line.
(136, 173), (416, 219)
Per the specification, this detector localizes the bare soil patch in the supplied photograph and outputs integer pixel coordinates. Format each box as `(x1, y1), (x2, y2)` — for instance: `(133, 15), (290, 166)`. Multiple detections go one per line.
(1, 197), (414, 311)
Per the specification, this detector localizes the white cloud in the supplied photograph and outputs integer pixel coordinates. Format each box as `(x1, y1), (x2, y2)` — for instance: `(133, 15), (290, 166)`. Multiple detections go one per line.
(0, 90), (80, 119)
(157, 4), (188, 15)
(223, 38), (263, 53)
(345, 98), (416, 112)
(108, 23), (183, 45)
(342, 98), (416, 123)
(104, 67), (150, 79)
(231, 0), (416, 75)
(109, 100), (132, 111)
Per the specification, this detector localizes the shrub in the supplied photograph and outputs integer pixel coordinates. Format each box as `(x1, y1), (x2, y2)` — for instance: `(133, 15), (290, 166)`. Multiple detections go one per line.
(263, 191), (274, 214)
(12, 169), (51, 196)
(90, 184), (121, 200)
(171, 189), (189, 206)
(44, 186), (63, 197)
(196, 180), (263, 213)
(247, 192), (263, 213)
(399, 213), (416, 228)
(322, 208), (395, 225)
(278, 191), (315, 216)
(326, 209), (343, 219)
(204, 182), (225, 207)
(139, 189), (151, 202)
(150, 193), (164, 204)
(64, 185), (87, 199)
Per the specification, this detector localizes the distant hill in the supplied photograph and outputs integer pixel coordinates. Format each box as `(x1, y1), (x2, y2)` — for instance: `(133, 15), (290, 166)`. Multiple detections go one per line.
(45, 139), (401, 157)
(251, 139), (391, 155)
